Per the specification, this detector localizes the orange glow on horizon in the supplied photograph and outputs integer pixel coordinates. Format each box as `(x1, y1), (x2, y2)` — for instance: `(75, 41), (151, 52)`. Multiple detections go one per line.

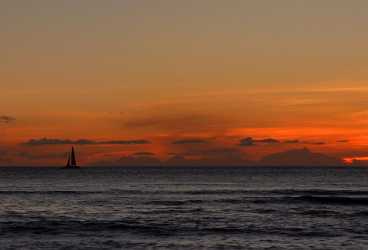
(343, 157), (368, 164)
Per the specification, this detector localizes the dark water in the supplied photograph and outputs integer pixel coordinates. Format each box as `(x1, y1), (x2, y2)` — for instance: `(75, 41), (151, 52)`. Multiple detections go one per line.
(1, 167), (368, 250)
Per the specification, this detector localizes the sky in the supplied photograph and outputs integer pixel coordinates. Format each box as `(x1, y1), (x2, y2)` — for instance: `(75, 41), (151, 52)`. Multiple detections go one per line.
(1, 1), (368, 166)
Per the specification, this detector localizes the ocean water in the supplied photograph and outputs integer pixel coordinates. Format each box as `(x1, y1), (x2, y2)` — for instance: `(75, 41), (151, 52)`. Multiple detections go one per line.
(1, 167), (368, 250)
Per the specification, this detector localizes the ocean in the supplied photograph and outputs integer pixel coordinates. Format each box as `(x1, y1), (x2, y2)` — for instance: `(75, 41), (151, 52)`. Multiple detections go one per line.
(0, 166), (368, 250)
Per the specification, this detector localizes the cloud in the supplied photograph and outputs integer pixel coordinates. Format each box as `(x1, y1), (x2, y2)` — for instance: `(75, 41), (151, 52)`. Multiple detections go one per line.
(239, 137), (328, 147)
(168, 147), (252, 166)
(303, 141), (326, 145)
(255, 138), (280, 144)
(0, 115), (16, 124)
(337, 140), (349, 143)
(259, 148), (343, 166)
(24, 138), (74, 146)
(284, 139), (300, 144)
(239, 137), (280, 146)
(23, 138), (151, 146)
(165, 148), (252, 166)
(239, 137), (255, 146)
(132, 152), (156, 156)
(183, 147), (242, 157)
(172, 139), (209, 145)
(0, 147), (12, 163)
(100, 140), (151, 145)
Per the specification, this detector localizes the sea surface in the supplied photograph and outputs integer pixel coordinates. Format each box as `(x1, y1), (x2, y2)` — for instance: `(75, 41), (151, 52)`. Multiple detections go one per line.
(1, 167), (368, 250)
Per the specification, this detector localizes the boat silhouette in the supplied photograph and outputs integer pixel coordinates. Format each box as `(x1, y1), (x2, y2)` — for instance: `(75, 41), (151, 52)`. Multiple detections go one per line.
(63, 147), (80, 169)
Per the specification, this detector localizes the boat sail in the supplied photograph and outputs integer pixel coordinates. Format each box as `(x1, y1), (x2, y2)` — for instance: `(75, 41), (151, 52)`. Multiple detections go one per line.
(64, 147), (80, 169)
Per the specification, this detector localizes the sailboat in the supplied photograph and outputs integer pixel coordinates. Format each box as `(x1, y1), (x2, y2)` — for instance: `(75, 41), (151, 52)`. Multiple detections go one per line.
(64, 147), (80, 169)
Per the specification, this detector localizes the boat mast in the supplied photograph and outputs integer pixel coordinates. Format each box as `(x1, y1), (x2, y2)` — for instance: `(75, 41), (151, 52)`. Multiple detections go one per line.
(71, 147), (77, 166)
(66, 152), (71, 167)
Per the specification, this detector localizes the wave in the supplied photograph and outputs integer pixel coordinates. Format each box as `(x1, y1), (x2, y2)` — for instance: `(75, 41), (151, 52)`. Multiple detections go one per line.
(352, 211), (368, 217)
(1, 189), (368, 207)
(0, 190), (104, 195)
(0, 219), (339, 238)
(1, 188), (368, 196)
(139, 208), (204, 214)
(241, 195), (368, 206)
(143, 195), (368, 206)
(133, 189), (368, 196)
(147, 200), (204, 206)
(293, 196), (368, 206)
(0, 220), (175, 236)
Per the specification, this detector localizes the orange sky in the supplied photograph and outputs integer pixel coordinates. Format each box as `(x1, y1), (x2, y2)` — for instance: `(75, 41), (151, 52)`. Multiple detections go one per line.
(1, 1), (368, 166)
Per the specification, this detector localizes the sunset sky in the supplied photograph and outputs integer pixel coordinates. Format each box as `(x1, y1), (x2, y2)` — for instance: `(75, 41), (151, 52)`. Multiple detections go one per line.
(1, 1), (368, 166)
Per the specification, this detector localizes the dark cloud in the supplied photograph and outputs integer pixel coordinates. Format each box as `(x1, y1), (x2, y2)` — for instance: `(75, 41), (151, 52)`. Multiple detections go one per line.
(0, 115), (16, 124)
(0, 147), (12, 164)
(24, 138), (87, 146)
(239, 137), (255, 147)
(101, 140), (150, 145)
(240, 137), (327, 147)
(172, 139), (208, 145)
(259, 148), (342, 166)
(304, 141), (326, 145)
(30, 139), (58, 146)
(284, 139), (300, 144)
(165, 151), (252, 167)
(165, 155), (190, 166)
(183, 147), (242, 157)
(132, 152), (156, 156)
(255, 138), (280, 144)
(167, 147), (252, 166)
(351, 159), (368, 167)
(239, 137), (280, 146)
(0, 156), (12, 164)
(337, 140), (349, 143)
(23, 138), (150, 146)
